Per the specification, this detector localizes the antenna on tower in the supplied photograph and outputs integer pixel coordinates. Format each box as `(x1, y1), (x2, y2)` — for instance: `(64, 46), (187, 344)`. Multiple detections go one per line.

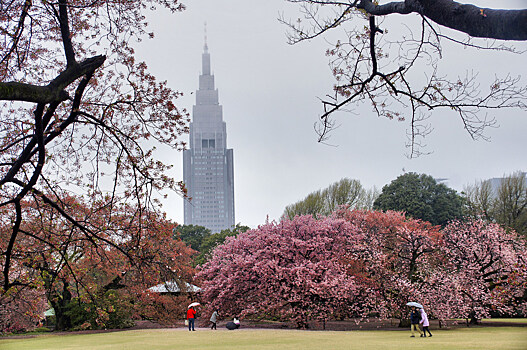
(204, 22), (208, 52)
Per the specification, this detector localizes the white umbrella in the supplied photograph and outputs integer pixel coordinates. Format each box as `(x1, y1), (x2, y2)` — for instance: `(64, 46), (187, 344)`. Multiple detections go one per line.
(188, 302), (200, 308)
(406, 302), (423, 308)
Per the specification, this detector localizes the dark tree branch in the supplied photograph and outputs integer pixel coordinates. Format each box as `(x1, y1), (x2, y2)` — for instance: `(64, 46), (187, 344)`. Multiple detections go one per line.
(8, 179), (136, 265)
(3, 200), (22, 291)
(57, 0), (76, 66)
(0, 55), (105, 103)
(358, 0), (527, 40)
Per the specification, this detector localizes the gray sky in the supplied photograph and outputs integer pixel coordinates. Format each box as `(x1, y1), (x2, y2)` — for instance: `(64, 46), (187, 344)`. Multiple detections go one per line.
(135, 0), (527, 229)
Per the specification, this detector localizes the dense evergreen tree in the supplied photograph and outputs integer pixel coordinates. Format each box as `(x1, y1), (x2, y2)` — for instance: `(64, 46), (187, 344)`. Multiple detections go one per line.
(174, 225), (211, 252)
(195, 224), (250, 266)
(373, 173), (464, 226)
(175, 224), (250, 266)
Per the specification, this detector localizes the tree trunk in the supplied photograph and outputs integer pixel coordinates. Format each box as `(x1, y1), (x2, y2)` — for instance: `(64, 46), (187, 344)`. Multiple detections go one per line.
(52, 281), (73, 331)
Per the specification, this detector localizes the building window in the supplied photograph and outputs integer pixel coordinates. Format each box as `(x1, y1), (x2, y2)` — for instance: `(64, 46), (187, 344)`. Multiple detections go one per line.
(202, 139), (215, 149)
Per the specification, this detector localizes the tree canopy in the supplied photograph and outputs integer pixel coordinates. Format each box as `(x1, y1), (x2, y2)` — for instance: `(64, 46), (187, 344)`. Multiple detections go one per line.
(373, 172), (464, 226)
(0, 0), (189, 297)
(282, 1), (527, 156)
(283, 178), (378, 219)
(0, 196), (196, 332)
(174, 225), (212, 252)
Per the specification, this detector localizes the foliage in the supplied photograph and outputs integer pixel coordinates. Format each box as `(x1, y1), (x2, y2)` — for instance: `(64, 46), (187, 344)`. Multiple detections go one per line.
(0, 0), (189, 309)
(437, 219), (527, 322)
(0, 285), (47, 334)
(464, 171), (527, 237)
(65, 292), (134, 331)
(0, 195), (196, 332)
(373, 172), (464, 226)
(194, 224), (250, 266)
(338, 209), (527, 323)
(174, 225), (212, 252)
(281, 1), (527, 156)
(175, 223), (250, 266)
(283, 178), (379, 219)
(133, 290), (192, 326)
(334, 208), (442, 320)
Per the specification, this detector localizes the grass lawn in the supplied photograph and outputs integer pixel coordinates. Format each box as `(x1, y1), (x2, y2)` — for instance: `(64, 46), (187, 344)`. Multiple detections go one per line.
(1, 327), (527, 350)
(481, 318), (527, 324)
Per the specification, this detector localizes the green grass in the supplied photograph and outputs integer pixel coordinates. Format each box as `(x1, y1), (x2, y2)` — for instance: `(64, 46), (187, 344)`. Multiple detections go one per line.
(1, 327), (526, 350)
(481, 318), (527, 324)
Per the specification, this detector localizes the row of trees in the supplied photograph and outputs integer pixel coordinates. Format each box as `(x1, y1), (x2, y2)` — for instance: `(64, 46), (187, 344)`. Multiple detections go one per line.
(285, 171), (525, 237)
(198, 209), (527, 328)
(284, 173), (465, 227)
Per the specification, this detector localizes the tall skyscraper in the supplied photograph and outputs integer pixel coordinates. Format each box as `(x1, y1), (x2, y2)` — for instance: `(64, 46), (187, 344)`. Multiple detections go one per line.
(183, 40), (235, 233)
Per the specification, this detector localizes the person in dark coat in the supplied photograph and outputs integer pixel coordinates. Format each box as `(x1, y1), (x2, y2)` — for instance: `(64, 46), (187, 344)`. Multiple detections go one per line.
(226, 317), (240, 330)
(410, 307), (423, 337)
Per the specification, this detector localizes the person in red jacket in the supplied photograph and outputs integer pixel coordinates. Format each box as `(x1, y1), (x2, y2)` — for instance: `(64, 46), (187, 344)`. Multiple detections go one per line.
(187, 306), (197, 331)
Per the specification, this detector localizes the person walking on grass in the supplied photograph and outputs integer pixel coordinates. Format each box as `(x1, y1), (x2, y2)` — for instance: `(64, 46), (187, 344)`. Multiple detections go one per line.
(419, 308), (433, 337)
(187, 306), (197, 331)
(210, 310), (218, 330)
(410, 307), (423, 337)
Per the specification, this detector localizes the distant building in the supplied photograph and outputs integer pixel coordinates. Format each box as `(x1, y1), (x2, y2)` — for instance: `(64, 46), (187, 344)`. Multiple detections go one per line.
(183, 40), (235, 233)
(487, 172), (526, 195)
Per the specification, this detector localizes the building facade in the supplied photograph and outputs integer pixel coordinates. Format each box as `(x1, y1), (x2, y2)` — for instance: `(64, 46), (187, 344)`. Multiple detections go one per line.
(183, 42), (235, 232)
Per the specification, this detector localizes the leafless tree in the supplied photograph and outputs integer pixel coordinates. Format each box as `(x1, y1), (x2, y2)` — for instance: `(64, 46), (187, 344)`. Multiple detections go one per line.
(281, 0), (527, 157)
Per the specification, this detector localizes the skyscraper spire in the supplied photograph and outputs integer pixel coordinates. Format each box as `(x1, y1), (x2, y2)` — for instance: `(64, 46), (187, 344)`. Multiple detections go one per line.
(202, 22), (210, 76)
(204, 22), (208, 53)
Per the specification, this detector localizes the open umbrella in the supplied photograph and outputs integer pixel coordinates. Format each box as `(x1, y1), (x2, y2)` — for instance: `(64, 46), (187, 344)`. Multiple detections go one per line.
(406, 302), (423, 308)
(188, 302), (200, 308)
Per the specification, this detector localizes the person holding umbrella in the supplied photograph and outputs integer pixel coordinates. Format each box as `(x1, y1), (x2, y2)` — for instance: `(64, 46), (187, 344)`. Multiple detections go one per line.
(187, 303), (199, 331)
(409, 306), (423, 337)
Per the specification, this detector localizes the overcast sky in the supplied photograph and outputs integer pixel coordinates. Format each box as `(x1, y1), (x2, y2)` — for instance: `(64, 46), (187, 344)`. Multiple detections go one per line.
(135, 0), (527, 229)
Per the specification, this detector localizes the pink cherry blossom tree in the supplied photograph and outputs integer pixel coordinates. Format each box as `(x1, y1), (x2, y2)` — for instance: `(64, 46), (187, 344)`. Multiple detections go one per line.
(437, 219), (527, 323)
(197, 215), (374, 328)
(335, 208), (442, 322)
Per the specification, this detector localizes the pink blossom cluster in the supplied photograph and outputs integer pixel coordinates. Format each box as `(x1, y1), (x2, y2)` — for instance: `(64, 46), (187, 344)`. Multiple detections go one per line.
(0, 284), (47, 334)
